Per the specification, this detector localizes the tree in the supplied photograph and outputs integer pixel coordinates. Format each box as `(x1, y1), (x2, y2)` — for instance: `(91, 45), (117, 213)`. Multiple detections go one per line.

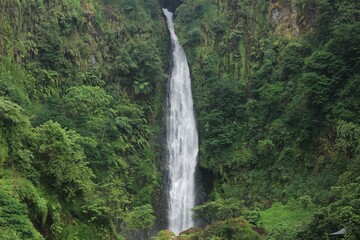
(124, 204), (155, 240)
(192, 198), (245, 224)
(0, 97), (32, 166)
(32, 120), (94, 199)
(62, 86), (112, 121)
(0, 179), (44, 240)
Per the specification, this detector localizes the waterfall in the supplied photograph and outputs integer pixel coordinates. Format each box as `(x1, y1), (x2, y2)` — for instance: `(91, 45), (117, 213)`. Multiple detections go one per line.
(163, 9), (199, 235)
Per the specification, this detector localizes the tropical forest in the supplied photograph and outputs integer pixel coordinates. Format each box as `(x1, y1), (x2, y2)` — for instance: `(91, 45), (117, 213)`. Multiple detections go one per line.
(0, 0), (359, 239)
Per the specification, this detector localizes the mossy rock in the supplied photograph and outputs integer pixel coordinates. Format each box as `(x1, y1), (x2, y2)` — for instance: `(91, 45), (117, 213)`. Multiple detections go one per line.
(156, 230), (176, 240)
(179, 227), (202, 236)
(165, 218), (263, 240)
(176, 236), (191, 240)
(201, 218), (262, 240)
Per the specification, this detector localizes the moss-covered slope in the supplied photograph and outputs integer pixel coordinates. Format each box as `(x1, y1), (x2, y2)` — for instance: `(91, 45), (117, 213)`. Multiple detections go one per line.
(0, 0), (168, 239)
(173, 0), (360, 239)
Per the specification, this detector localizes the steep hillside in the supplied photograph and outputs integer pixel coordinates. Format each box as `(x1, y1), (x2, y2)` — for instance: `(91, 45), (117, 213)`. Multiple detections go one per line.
(0, 0), (167, 239)
(170, 0), (360, 239)
(1, 0), (359, 239)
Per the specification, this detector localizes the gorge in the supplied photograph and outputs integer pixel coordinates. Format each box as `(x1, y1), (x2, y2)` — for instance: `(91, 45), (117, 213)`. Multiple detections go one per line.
(0, 0), (359, 239)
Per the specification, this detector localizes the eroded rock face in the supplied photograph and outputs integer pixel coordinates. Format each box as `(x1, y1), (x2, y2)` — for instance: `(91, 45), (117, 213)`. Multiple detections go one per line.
(269, 0), (315, 38)
(272, 8), (281, 25)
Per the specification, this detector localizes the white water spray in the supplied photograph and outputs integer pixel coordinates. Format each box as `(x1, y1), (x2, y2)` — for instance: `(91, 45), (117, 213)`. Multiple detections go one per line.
(163, 9), (199, 235)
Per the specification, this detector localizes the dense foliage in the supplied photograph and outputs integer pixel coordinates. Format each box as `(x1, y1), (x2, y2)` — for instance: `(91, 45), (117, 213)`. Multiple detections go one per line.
(1, 0), (360, 239)
(0, 0), (167, 239)
(172, 0), (360, 239)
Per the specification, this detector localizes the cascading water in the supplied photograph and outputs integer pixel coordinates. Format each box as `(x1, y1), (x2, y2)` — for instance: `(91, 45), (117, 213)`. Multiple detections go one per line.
(163, 9), (199, 235)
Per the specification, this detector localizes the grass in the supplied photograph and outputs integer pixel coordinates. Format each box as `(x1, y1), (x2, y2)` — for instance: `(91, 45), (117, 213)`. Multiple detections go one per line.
(260, 202), (314, 233)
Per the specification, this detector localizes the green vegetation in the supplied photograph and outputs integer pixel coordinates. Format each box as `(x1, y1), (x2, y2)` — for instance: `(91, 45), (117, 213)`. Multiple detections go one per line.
(155, 218), (263, 240)
(0, 0), (166, 238)
(125, 204), (155, 239)
(260, 202), (314, 239)
(1, 0), (360, 239)
(172, 0), (360, 239)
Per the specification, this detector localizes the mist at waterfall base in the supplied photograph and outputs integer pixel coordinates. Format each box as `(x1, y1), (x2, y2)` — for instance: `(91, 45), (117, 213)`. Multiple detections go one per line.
(163, 9), (199, 235)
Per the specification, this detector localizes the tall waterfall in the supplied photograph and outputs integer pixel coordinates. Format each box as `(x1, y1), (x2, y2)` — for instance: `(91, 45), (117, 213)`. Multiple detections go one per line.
(163, 9), (199, 235)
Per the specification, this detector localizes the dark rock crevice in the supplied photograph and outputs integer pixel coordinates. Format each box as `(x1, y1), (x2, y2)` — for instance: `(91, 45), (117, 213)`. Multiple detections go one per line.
(163, 0), (183, 12)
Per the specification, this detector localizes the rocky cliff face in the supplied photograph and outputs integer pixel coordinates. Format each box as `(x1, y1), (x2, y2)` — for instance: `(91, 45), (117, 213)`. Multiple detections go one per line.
(269, 0), (316, 37)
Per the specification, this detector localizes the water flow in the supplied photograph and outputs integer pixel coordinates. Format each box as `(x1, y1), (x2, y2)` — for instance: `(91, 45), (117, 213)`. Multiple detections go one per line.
(163, 9), (199, 235)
